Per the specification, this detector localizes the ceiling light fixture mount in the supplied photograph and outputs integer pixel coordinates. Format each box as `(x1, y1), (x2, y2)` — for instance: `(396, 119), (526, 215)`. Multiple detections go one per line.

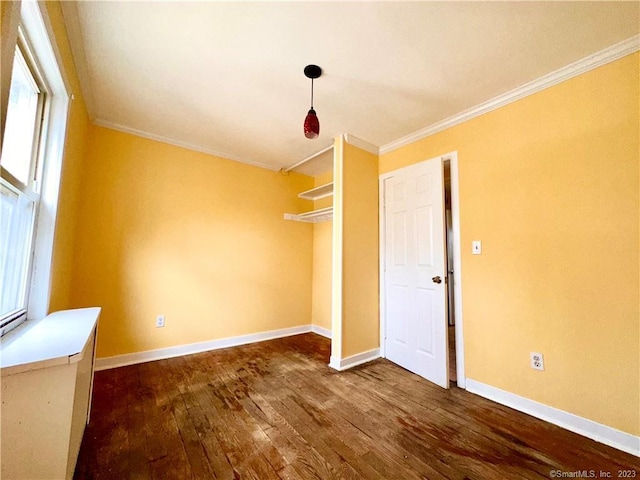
(303, 64), (322, 139)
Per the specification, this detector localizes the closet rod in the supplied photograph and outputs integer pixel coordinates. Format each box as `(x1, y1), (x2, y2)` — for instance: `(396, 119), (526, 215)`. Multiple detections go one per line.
(282, 144), (333, 173)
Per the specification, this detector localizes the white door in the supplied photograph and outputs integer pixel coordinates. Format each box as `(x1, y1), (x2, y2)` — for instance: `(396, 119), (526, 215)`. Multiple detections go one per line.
(383, 157), (448, 388)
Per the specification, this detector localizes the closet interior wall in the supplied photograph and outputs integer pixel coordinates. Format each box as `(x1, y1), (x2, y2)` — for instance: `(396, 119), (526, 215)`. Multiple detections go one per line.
(311, 171), (334, 336)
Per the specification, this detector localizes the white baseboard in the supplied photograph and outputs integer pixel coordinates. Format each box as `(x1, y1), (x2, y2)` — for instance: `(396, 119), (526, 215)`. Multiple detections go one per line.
(95, 325), (313, 371)
(311, 325), (332, 339)
(329, 348), (380, 371)
(466, 379), (640, 457)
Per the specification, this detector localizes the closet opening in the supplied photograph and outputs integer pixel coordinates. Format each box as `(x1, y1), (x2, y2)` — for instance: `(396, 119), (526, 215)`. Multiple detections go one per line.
(282, 144), (335, 361)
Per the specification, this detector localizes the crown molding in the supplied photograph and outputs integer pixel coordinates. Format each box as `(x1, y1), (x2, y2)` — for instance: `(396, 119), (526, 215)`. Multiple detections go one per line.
(59, 0), (96, 120)
(93, 119), (279, 171)
(343, 133), (379, 155)
(380, 34), (640, 155)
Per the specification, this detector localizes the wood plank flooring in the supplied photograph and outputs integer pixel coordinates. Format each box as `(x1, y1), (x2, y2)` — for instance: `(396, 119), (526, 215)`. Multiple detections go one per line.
(75, 334), (638, 479)
(448, 325), (456, 383)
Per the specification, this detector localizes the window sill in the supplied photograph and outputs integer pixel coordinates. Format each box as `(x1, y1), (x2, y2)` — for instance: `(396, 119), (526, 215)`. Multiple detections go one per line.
(0, 307), (101, 377)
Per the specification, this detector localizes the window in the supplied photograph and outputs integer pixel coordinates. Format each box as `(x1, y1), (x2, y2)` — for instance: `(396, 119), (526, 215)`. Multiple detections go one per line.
(2, 46), (44, 186)
(0, 36), (46, 334)
(1, 0), (70, 336)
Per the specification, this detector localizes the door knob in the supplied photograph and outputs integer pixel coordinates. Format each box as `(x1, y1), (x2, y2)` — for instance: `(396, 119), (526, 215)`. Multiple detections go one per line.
(432, 276), (442, 284)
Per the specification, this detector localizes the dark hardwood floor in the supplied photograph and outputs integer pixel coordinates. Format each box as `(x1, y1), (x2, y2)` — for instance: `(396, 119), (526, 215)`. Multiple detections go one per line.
(75, 334), (638, 480)
(448, 325), (456, 384)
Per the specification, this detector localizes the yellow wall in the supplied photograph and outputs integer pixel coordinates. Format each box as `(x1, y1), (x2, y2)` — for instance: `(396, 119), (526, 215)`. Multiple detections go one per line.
(311, 171), (333, 331)
(45, 1), (91, 313)
(70, 126), (314, 358)
(341, 143), (379, 358)
(380, 54), (639, 435)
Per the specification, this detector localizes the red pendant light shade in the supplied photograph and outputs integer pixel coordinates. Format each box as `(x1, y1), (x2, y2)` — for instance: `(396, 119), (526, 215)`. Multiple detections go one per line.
(303, 65), (322, 139)
(304, 108), (319, 139)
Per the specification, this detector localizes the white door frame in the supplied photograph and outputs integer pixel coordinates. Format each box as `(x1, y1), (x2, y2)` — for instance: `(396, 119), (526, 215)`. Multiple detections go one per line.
(379, 151), (466, 388)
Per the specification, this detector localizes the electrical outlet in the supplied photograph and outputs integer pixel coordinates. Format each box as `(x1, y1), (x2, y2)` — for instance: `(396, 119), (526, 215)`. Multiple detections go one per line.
(530, 352), (544, 371)
(156, 315), (165, 328)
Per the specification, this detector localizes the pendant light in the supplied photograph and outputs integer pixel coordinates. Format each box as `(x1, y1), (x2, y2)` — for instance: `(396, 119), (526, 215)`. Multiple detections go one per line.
(303, 65), (321, 139)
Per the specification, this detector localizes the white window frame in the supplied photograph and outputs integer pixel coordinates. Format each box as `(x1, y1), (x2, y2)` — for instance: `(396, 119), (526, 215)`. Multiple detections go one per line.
(1, 0), (70, 334)
(0, 29), (46, 326)
(2, 36), (47, 191)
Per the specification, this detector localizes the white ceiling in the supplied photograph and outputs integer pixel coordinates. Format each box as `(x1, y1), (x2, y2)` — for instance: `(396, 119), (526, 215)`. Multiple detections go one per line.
(61, 1), (639, 172)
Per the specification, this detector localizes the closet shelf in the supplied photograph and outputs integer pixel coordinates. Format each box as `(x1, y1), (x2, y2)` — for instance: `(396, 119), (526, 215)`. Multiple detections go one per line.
(298, 182), (333, 201)
(282, 144), (333, 174)
(284, 206), (333, 223)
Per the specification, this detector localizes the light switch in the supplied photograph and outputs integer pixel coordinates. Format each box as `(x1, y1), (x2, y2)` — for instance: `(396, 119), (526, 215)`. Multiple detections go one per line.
(472, 240), (482, 255)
